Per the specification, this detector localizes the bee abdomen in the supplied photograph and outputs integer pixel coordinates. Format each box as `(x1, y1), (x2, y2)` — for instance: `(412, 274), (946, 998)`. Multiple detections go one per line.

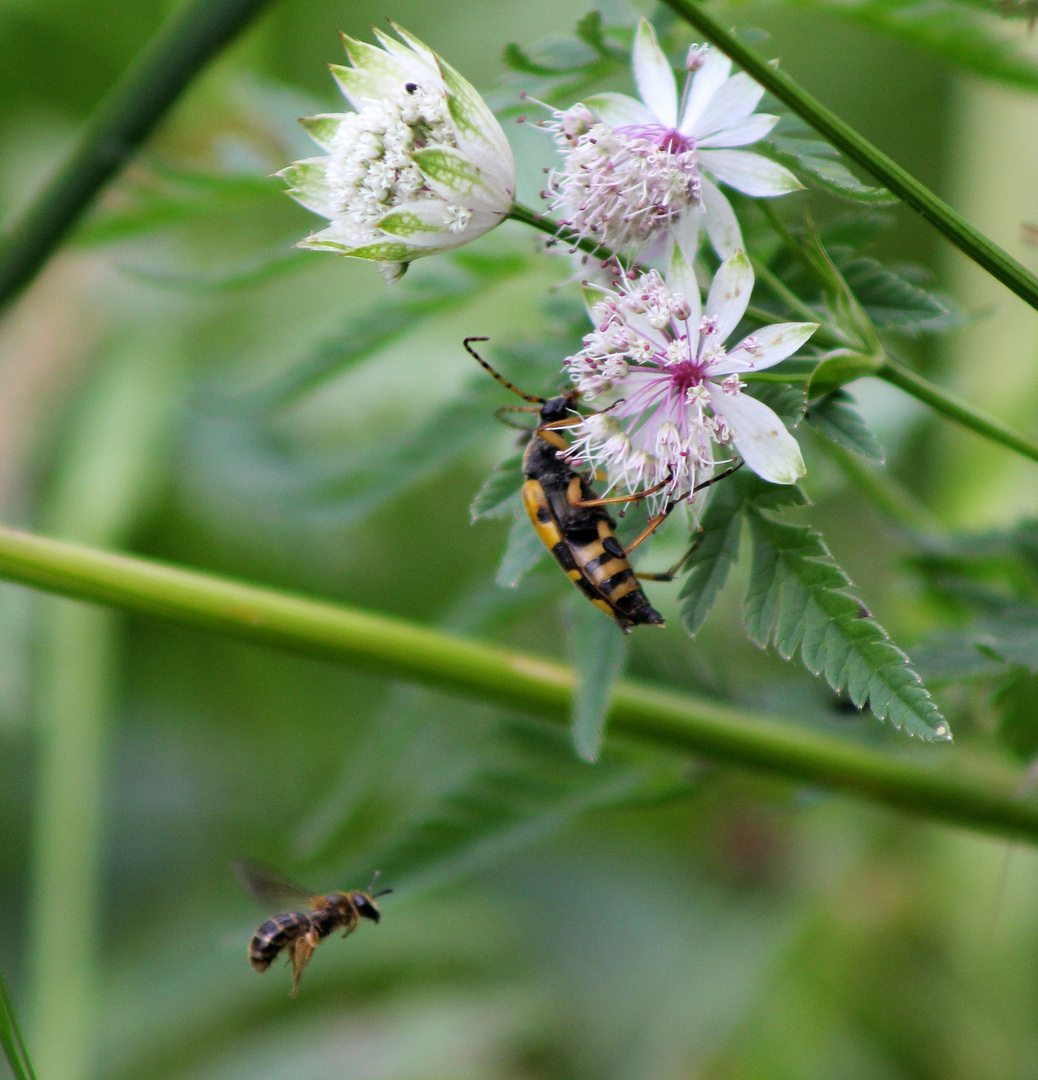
(249, 911), (312, 972)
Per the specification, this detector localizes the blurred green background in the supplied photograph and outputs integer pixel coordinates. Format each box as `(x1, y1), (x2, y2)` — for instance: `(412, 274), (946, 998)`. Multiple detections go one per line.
(3, 1), (1038, 1078)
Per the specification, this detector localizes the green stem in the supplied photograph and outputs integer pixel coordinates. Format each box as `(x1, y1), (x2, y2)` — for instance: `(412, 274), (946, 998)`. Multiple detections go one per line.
(507, 202), (624, 265)
(879, 357), (1038, 464)
(0, 0), (275, 314)
(660, 0), (1038, 314)
(0, 525), (1034, 842)
(0, 963), (37, 1080)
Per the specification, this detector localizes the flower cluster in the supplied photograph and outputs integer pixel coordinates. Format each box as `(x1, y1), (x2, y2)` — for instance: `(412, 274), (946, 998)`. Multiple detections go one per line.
(544, 19), (801, 262)
(562, 250), (817, 513)
(281, 20), (816, 498)
(281, 24), (515, 279)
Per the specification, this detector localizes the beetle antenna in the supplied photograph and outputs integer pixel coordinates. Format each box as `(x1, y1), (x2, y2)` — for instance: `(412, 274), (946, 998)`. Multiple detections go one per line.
(464, 337), (545, 404)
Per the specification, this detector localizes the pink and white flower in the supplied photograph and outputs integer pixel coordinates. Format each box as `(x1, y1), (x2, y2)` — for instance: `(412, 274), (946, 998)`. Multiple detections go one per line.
(545, 18), (801, 262)
(563, 248), (817, 514)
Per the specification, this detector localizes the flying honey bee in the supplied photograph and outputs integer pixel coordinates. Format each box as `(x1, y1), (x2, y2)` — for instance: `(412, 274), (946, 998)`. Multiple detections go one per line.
(234, 861), (391, 995)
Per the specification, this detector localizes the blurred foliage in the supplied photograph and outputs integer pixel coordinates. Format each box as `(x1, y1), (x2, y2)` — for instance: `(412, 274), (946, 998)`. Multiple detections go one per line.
(3, 0), (1038, 1079)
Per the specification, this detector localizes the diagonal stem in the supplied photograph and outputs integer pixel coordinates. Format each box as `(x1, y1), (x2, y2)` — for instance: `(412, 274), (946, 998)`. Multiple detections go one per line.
(659, 0), (1038, 314)
(0, 0), (276, 315)
(0, 524), (1034, 843)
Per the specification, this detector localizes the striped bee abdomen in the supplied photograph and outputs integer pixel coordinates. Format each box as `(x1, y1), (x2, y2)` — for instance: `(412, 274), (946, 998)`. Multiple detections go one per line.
(249, 911), (312, 972)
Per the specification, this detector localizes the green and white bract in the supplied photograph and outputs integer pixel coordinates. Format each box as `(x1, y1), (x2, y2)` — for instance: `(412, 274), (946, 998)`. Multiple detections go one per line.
(546, 18), (802, 263)
(281, 23), (516, 280)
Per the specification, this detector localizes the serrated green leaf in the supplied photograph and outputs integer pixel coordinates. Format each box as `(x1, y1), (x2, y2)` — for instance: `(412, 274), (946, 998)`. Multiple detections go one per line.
(678, 480), (746, 635)
(744, 509), (950, 740)
(757, 135), (897, 205)
(496, 514), (547, 587)
(470, 452), (525, 521)
(841, 258), (966, 335)
(565, 593), (629, 761)
(808, 389), (884, 461)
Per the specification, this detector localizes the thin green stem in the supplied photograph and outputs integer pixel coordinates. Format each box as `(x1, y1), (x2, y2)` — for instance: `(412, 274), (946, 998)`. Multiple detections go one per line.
(507, 202), (625, 265)
(0, 0), (275, 314)
(879, 357), (1038, 464)
(0, 525), (1034, 842)
(0, 963), (37, 1080)
(660, 0), (1038, 314)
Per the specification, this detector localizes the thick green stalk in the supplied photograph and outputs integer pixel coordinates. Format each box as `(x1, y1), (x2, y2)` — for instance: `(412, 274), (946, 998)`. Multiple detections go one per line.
(879, 357), (1038, 464)
(27, 340), (182, 1080)
(0, 525), (1034, 842)
(0, 0), (275, 314)
(659, 0), (1038, 315)
(0, 962), (37, 1080)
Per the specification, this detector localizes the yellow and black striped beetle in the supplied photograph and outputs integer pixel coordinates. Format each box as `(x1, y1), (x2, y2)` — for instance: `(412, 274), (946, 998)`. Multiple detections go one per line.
(466, 338), (702, 632)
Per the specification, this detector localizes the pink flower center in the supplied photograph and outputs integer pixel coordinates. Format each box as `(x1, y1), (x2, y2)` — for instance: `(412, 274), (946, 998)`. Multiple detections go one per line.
(665, 357), (708, 394)
(617, 124), (695, 154)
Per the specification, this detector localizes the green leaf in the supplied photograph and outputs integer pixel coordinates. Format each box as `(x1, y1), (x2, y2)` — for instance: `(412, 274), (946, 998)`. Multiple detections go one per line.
(677, 471), (807, 636)
(678, 480), (747, 636)
(367, 719), (674, 891)
(565, 593), (629, 761)
(786, 0), (1038, 92)
(757, 133), (897, 205)
(503, 41), (573, 76)
(744, 509), (950, 740)
(807, 389), (885, 461)
(470, 452), (525, 522)
(496, 514), (547, 587)
(841, 257), (966, 335)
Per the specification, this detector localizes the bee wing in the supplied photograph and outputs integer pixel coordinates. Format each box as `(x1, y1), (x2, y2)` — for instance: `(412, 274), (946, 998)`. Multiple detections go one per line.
(233, 860), (317, 910)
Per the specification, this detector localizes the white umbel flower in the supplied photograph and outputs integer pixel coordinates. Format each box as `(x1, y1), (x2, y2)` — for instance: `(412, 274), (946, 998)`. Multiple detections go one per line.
(545, 18), (801, 262)
(281, 24), (516, 278)
(563, 247), (816, 514)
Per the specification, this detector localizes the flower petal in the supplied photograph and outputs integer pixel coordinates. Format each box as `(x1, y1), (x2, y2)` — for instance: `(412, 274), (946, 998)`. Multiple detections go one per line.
(698, 149), (803, 197)
(633, 18), (678, 128)
(411, 145), (510, 212)
(697, 113), (778, 149)
(688, 72), (764, 140)
(718, 322), (819, 373)
(377, 200), (502, 249)
(298, 114), (345, 152)
(705, 249), (753, 342)
(667, 242), (702, 328)
(279, 158), (337, 217)
(583, 92), (656, 128)
(700, 178), (743, 259)
(385, 21), (439, 70)
(707, 389), (806, 484)
(678, 47), (732, 135)
(297, 224), (423, 263)
(671, 205), (703, 266)
(435, 55), (516, 194)
(339, 34), (424, 97)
